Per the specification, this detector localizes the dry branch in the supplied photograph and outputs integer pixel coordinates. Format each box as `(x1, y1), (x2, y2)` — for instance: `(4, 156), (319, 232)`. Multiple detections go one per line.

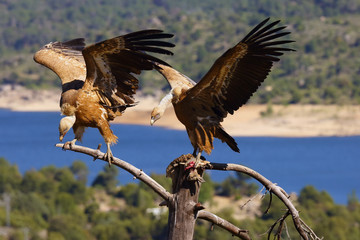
(56, 144), (320, 240)
(56, 143), (172, 202)
(206, 162), (321, 240)
(197, 210), (251, 240)
(166, 154), (202, 240)
(266, 210), (291, 240)
(57, 145), (251, 239)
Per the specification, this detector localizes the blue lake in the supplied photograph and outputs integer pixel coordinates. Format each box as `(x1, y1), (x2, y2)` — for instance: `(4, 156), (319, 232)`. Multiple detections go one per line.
(0, 109), (359, 204)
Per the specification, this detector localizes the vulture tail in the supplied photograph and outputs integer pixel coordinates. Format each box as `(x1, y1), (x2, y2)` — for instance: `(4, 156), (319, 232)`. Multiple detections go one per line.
(215, 126), (240, 153)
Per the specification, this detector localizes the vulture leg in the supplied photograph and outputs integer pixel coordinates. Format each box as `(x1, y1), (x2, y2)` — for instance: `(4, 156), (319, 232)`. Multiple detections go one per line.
(103, 143), (114, 167)
(96, 120), (117, 166)
(185, 149), (200, 169)
(186, 149), (204, 169)
(194, 152), (210, 168)
(194, 151), (202, 168)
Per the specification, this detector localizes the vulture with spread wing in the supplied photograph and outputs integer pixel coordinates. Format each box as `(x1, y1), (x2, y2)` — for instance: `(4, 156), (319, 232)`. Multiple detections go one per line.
(150, 18), (294, 165)
(34, 30), (174, 164)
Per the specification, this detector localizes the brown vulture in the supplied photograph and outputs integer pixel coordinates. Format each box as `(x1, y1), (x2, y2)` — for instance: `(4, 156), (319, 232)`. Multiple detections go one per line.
(150, 18), (294, 165)
(34, 30), (174, 165)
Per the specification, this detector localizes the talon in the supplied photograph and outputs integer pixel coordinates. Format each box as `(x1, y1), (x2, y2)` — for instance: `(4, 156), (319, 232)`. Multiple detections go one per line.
(104, 143), (114, 167)
(103, 152), (113, 167)
(194, 152), (202, 168)
(191, 152), (209, 169)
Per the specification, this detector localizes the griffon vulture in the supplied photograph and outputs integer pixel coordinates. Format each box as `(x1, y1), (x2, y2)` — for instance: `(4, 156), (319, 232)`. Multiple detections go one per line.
(150, 18), (294, 166)
(34, 30), (174, 165)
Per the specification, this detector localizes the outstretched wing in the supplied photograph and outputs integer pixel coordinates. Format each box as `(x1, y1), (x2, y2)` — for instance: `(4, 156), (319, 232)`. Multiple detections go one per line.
(33, 38), (87, 85)
(82, 30), (174, 109)
(183, 18), (294, 122)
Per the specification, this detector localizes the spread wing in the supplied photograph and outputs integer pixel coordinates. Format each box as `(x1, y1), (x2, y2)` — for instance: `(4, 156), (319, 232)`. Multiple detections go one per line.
(82, 30), (174, 109)
(33, 38), (87, 86)
(182, 18), (294, 122)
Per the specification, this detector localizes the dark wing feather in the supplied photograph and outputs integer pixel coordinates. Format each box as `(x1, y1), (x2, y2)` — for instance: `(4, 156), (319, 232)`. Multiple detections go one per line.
(124, 30), (174, 40)
(182, 18), (294, 122)
(82, 30), (174, 110)
(129, 40), (175, 48)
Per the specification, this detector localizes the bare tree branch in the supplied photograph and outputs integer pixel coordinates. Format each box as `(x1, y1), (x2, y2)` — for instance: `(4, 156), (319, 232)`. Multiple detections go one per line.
(264, 191), (273, 214)
(56, 143), (173, 202)
(266, 210), (291, 240)
(56, 144), (321, 240)
(56, 145), (250, 239)
(206, 162), (321, 240)
(300, 219), (324, 240)
(197, 210), (251, 240)
(241, 186), (265, 210)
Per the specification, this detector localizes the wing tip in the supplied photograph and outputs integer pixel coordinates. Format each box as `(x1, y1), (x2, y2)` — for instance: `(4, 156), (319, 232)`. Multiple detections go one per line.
(241, 17), (293, 44)
(124, 29), (174, 40)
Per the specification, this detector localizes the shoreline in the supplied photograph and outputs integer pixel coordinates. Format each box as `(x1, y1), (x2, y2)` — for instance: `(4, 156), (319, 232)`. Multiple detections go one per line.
(116, 104), (360, 137)
(1, 85), (360, 137)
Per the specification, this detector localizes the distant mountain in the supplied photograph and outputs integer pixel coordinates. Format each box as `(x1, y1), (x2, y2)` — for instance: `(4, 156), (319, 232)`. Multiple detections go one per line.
(1, 0), (360, 104)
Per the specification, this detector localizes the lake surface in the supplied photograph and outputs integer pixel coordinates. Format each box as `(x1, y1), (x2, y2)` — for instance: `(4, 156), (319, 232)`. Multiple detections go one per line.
(0, 109), (359, 204)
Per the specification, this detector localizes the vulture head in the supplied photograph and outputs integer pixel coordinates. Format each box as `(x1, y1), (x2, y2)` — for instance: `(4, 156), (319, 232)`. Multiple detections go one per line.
(59, 115), (76, 142)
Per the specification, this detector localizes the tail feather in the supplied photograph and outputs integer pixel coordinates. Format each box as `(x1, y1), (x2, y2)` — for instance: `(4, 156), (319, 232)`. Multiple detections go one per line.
(215, 126), (240, 153)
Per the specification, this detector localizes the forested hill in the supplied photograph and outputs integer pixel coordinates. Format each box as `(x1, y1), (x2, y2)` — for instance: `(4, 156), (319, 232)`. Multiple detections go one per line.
(1, 0), (360, 104)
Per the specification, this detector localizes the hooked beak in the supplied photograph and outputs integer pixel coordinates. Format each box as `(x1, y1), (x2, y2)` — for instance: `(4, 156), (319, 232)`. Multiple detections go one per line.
(150, 117), (155, 126)
(59, 134), (65, 142)
(59, 130), (68, 142)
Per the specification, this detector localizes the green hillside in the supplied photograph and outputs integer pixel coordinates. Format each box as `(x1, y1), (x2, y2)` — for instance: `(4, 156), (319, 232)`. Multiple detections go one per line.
(0, 157), (359, 240)
(1, 0), (360, 104)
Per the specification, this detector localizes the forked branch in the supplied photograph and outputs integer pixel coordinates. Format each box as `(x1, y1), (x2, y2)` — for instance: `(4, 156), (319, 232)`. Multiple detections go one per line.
(57, 144), (248, 239)
(56, 144), (320, 240)
(206, 162), (321, 240)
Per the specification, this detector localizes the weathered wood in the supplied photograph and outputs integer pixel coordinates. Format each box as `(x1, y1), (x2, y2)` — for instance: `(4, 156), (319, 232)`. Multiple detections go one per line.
(206, 162), (311, 240)
(56, 143), (173, 201)
(56, 144), (320, 240)
(197, 210), (251, 240)
(166, 154), (203, 240)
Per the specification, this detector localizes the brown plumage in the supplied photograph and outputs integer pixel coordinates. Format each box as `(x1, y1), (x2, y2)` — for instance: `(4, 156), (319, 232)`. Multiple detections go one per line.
(34, 30), (174, 164)
(150, 18), (294, 162)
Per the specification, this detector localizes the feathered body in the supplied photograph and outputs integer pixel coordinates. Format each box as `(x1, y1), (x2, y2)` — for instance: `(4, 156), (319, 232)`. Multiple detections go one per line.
(34, 30), (174, 163)
(151, 18), (294, 158)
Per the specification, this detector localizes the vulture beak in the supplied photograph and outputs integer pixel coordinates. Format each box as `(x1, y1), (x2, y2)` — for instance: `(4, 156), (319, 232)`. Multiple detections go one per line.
(150, 113), (161, 126)
(59, 133), (65, 142)
(150, 117), (155, 126)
